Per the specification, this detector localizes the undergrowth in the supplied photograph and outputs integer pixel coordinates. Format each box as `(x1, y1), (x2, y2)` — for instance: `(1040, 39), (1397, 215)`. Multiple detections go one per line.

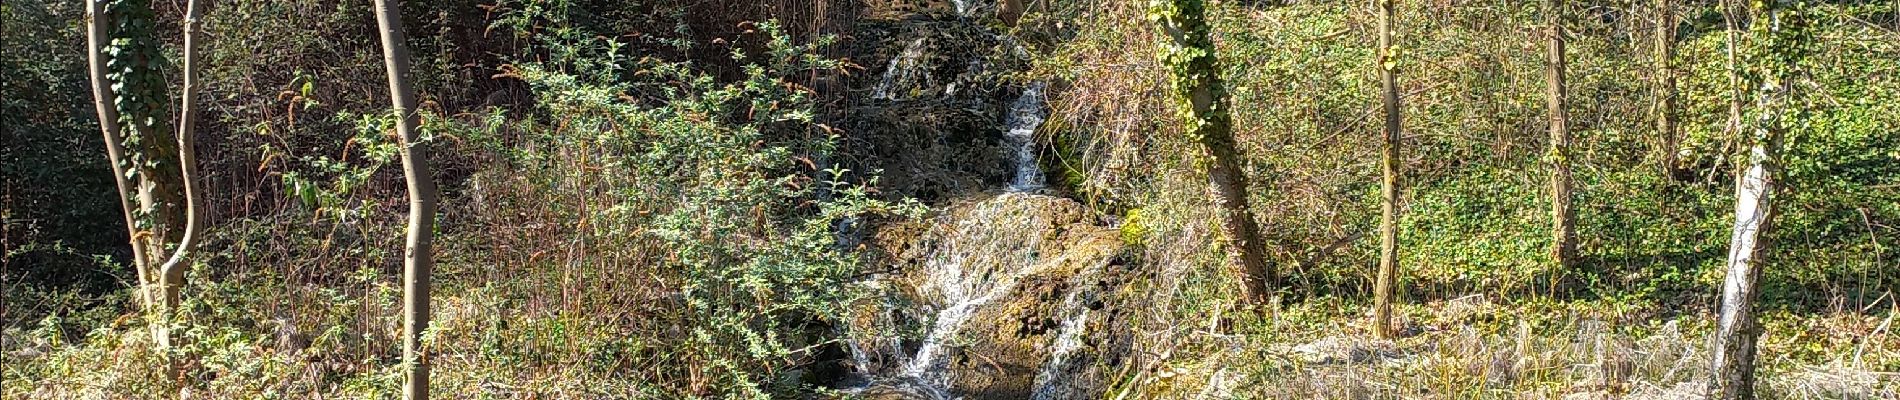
(5, 5), (919, 398)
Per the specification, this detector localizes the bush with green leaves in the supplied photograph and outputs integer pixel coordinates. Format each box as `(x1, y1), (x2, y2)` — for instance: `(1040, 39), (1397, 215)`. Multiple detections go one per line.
(435, 14), (922, 396)
(7, 1), (917, 395)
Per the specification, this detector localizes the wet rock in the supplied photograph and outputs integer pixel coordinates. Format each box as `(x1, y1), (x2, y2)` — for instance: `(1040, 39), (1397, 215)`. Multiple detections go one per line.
(862, 194), (1132, 399)
(857, 379), (952, 400)
(946, 211), (1119, 397)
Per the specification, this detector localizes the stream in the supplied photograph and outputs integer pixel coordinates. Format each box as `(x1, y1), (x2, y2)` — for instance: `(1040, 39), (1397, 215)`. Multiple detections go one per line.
(841, 3), (1118, 397)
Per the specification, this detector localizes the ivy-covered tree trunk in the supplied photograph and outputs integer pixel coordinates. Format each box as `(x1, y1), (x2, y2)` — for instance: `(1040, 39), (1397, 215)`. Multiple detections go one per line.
(1546, 0), (1577, 272)
(1713, 2), (1801, 399)
(86, 0), (207, 360)
(1722, 0), (1746, 147)
(374, 0), (441, 398)
(85, 0), (154, 312)
(103, 0), (189, 311)
(1372, 0), (1403, 339)
(1150, 0), (1277, 304)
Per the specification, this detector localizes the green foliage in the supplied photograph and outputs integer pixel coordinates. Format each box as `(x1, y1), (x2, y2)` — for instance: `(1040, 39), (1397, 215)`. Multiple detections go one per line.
(10, 0), (919, 396)
(1051, 0), (1898, 301)
(497, 19), (919, 396)
(6, 0), (1897, 398)
(1120, 208), (1149, 247)
(1148, 0), (1234, 148)
(2, 0), (127, 335)
(103, 0), (177, 186)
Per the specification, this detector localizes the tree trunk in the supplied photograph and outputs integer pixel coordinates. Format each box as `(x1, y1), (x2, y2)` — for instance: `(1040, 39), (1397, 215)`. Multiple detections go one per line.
(1714, 3), (1792, 399)
(1722, 0), (1746, 144)
(1372, 0), (1403, 339)
(1151, 0), (1277, 304)
(103, 0), (189, 312)
(149, 0), (210, 356)
(1546, 0), (1577, 272)
(374, 1), (441, 398)
(85, 0), (155, 312)
(88, 0), (205, 360)
(1654, 0), (1687, 181)
(115, 2), (188, 291)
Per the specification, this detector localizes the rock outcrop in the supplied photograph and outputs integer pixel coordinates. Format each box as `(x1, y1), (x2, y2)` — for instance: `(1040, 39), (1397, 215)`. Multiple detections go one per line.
(852, 193), (1134, 399)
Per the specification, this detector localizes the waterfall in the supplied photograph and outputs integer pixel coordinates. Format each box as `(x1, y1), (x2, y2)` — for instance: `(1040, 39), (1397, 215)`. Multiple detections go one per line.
(1030, 288), (1093, 400)
(842, 2), (1111, 396)
(900, 193), (1049, 387)
(1005, 82), (1049, 192)
(842, 192), (1120, 398)
(846, 337), (874, 375)
(873, 38), (930, 101)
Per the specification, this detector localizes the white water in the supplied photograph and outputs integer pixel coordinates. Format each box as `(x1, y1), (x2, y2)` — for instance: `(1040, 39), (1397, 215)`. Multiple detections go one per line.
(847, 337), (875, 375)
(899, 194), (1050, 388)
(842, 193), (1114, 398)
(1004, 82), (1049, 192)
(1029, 308), (1090, 400)
(873, 38), (930, 101)
(845, 3), (1096, 394)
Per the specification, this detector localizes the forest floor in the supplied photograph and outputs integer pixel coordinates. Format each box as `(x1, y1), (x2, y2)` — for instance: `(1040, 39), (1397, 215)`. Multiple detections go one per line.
(1116, 295), (1900, 399)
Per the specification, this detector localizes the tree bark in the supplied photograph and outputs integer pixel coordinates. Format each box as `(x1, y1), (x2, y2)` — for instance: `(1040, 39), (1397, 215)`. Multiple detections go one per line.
(118, 6), (188, 286)
(1372, 0), (1403, 339)
(86, 0), (155, 312)
(1151, 0), (1277, 304)
(88, 0), (206, 361)
(149, 0), (210, 355)
(374, 1), (440, 398)
(1722, 0), (1746, 143)
(1546, 0), (1577, 272)
(104, 0), (189, 312)
(1714, 3), (1791, 399)
(1654, 0), (1687, 181)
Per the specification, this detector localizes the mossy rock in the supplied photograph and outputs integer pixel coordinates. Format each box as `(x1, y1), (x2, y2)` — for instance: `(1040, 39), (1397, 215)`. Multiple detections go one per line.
(870, 193), (1135, 399)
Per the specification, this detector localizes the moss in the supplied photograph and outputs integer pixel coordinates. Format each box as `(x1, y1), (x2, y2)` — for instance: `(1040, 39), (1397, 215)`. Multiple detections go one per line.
(1119, 207), (1148, 247)
(1042, 119), (1104, 205)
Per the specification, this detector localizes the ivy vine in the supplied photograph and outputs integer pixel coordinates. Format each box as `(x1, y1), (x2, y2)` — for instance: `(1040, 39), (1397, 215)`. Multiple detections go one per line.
(102, 0), (178, 230)
(1147, 0), (1235, 154)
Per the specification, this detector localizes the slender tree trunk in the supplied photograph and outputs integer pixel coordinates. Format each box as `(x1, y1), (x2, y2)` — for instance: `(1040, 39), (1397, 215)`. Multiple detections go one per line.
(1714, 3), (1793, 398)
(1151, 0), (1277, 304)
(105, 0), (189, 312)
(149, 0), (210, 357)
(374, 1), (440, 398)
(1723, 0), (1746, 142)
(122, 23), (187, 292)
(1372, 0), (1402, 339)
(85, 0), (155, 312)
(1654, 0), (1686, 181)
(88, 0), (206, 362)
(1546, 0), (1577, 272)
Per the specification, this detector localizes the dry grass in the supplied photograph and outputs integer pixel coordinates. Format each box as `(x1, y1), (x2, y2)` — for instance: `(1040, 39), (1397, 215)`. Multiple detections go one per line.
(1107, 296), (1898, 400)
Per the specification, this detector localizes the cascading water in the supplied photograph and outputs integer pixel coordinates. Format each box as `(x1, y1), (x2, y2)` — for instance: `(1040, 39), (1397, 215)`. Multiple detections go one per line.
(844, 2), (1119, 398)
(900, 193), (1052, 388)
(873, 38), (930, 101)
(1028, 316), (1091, 399)
(842, 193), (1125, 399)
(1004, 82), (1049, 192)
(1029, 269), (1097, 400)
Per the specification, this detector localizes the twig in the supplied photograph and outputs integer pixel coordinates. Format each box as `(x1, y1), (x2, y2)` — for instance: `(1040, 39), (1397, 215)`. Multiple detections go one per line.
(1300, 231), (1368, 270)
